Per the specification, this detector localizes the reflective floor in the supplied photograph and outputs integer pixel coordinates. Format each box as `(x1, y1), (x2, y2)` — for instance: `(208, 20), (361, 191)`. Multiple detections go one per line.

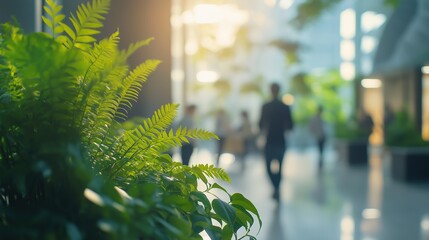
(185, 144), (429, 240)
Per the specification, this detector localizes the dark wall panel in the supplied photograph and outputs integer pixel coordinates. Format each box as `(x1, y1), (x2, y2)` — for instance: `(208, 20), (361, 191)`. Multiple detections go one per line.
(102, 0), (172, 118)
(0, 0), (35, 33)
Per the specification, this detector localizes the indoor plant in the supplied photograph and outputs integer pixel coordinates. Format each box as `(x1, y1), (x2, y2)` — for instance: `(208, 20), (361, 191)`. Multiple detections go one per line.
(0, 0), (261, 239)
(385, 110), (429, 182)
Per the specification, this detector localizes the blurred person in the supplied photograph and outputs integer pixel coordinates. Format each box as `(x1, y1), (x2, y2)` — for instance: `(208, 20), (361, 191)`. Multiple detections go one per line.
(215, 109), (231, 167)
(237, 110), (254, 170)
(309, 105), (326, 170)
(178, 104), (197, 166)
(383, 104), (394, 141)
(358, 108), (374, 140)
(259, 83), (294, 201)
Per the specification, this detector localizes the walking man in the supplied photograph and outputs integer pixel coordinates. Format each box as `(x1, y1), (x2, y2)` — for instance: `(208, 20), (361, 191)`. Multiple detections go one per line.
(259, 83), (294, 201)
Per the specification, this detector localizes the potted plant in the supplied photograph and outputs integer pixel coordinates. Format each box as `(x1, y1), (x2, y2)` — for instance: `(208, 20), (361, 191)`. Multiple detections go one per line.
(334, 118), (371, 165)
(385, 110), (429, 182)
(0, 0), (261, 239)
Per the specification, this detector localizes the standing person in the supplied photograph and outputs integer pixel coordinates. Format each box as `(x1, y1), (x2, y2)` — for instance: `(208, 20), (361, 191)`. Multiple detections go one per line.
(215, 109), (231, 167)
(358, 108), (374, 140)
(309, 106), (326, 170)
(259, 83), (294, 201)
(178, 105), (197, 166)
(237, 110), (253, 170)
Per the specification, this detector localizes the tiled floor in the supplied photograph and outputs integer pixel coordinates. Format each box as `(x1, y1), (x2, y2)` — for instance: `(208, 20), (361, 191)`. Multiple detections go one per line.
(185, 143), (429, 240)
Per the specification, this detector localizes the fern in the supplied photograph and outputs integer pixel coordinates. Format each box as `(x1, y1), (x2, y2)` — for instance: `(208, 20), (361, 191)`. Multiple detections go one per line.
(61, 0), (110, 50)
(0, 1), (262, 239)
(76, 30), (119, 120)
(106, 104), (179, 177)
(42, 0), (65, 39)
(116, 59), (161, 119)
(191, 164), (231, 183)
(119, 38), (154, 62)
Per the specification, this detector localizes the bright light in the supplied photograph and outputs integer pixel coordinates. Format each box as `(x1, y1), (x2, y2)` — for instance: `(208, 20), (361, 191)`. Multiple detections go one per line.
(192, 4), (248, 25)
(340, 215), (355, 240)
(421, 215), (429, 232)
(171, 69), (184, 82)
(341, 216), (355, 233)
(362, 11), (386, 33)
(422, 66), (429, 74)
(181, 10), (194, 24)
(279, 0), (294, 9)
(193, 4), (223, 24)
(361, 78), (382, 89)
(185, 40), (199, 55)
(201, 37), (221, 52)
(361, 36), (377, 53)
(219, 153), (235, 168)
(216, 26), (236, 47)
(340, 62), (356, 81)
(170, 15), (182, 27)
(196, 71), (220, 83)
(362, 208), (381, 219)
(340, 40), (355, 61)
(265, 0), (277, 7)
(340, 9), (356, 39)
(282, 94), (295, 105)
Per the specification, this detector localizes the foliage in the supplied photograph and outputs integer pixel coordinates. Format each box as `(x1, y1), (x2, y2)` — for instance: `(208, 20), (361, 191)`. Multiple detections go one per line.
(291, 0), (401, 29)
(270, 40), (300, 65)
(384, 110), (429, 147)
(334, 119), (368, 140)
(290, 70), (347, 125)
(383, 0), (402, 8)
(291, 0), (342, 29)
(0, 0), (261, 239)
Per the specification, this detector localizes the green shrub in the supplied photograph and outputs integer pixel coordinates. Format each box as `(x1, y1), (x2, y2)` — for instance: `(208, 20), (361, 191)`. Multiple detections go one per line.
(384, 110), (429, 147)
(0, 0), (261, 239)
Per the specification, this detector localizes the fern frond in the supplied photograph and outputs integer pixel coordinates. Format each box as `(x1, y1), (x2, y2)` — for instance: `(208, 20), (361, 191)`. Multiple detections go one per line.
(119, 104), (179, 154)
(191, 164), (231, 183)
(116, 59), (160, 118)
(178, 128), (219, 141)
(82, 30), (119, 77)
(62, 0), (110, 50)
(109, 126), (218, 179)
(42, 0), (65, 39)
(117, 38), (154, 64)
(76, 30), (119, 115)
(105, 104), (179, 178)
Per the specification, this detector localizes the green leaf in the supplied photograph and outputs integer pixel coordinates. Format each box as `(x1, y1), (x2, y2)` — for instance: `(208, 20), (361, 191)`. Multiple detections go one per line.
(168, 214), (193, 238)
(211, 182), (231, 197)
(231, 193), (262, 233)
(61, 23), (76, 40)
(190, 191), (211, 213)
(42, 16), (53, 29)
(221, 225), (234, 240)
(212, 199), (236, 227)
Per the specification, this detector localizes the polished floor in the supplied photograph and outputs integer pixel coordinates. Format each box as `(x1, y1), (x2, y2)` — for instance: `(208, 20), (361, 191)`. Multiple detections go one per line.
(184, 143), (429, 240)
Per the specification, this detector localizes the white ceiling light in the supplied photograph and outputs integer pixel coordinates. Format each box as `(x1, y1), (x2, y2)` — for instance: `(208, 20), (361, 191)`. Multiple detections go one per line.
(361, 78), (382, 88)
(340, 9), (356, 39)
(196, 71), (220, 83)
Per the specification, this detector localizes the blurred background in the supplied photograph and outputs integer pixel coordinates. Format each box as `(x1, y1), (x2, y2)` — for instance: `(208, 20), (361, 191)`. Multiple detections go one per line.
(2, 0), (429, 239)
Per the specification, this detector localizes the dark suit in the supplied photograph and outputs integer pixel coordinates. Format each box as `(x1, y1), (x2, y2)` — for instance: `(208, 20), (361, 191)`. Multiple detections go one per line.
(259, 99), (293, 192)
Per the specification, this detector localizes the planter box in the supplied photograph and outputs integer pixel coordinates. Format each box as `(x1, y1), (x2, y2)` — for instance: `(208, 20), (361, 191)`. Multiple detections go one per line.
(336, 139), (368, 165)
(390, 147), (429, 182)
